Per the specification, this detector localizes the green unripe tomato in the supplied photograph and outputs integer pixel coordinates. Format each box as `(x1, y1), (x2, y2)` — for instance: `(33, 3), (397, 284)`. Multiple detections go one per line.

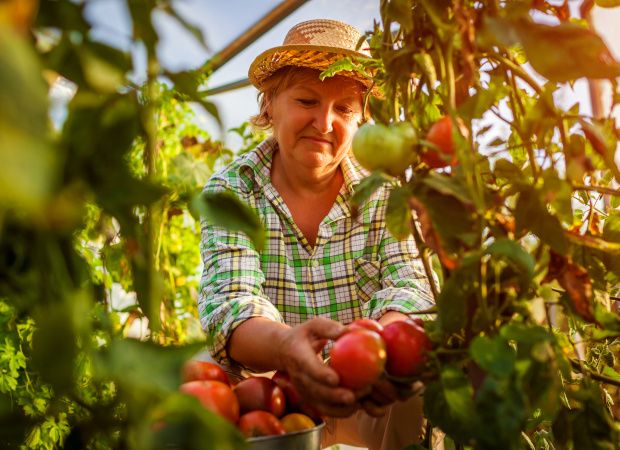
(352, 122), (417, 176)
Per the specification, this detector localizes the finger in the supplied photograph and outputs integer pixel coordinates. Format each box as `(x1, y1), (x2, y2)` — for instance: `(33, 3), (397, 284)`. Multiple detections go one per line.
(316, 401), (359, 418)
(304, 317), (347, 341)
(371, 379), (399, 404)
(299, 355), (341, 387)
(296, 371), (356, 406)
(361, 399), (387, 418)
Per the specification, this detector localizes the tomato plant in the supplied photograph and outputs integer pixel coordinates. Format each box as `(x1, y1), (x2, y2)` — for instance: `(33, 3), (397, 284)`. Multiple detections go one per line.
(341, 0), (620, 448)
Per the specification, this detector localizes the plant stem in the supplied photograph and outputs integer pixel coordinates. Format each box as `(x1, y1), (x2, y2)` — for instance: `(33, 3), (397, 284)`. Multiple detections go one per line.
(569, 358), (620, 387)
(410, 215), (440, 301)
(573, 184), (620, 197)
(487, 52), (543, 95)
(143, 53), (161, 333)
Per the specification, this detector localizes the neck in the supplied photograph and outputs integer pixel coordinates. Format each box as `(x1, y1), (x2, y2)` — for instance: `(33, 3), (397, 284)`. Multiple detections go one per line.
(271, 150), (344, 197)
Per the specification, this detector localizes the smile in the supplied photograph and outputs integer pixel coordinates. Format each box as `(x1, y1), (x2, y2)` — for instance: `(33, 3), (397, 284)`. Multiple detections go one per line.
(302, 137), (332, 145)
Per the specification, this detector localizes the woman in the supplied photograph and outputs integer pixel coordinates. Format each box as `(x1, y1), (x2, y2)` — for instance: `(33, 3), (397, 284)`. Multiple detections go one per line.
(198, 19), (435, 450)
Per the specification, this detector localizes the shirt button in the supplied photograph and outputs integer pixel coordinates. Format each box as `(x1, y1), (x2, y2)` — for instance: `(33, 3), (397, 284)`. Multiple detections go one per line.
(311, 260), (320, 268)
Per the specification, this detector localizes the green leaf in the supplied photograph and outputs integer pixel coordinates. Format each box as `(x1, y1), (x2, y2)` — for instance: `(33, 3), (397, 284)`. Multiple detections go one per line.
(127, 0), (159, 54)
(413, 185), (479, 250)
(350, 171), (391, 210)
(192, 191), (265, 252)
(499, 323), (552, 346)
(320, 57), (371, 82)
(475, 376), (527, 448)
(602, 366), (620, 382)
(162, 4), (209, 50)
(143, 393), (244, 450)
(421, 172), (473, 205)
(166, 70), (222, 128)
(0, 28), (56, 214)
(485, 238), (535, 289)
(95, 339), (204, 394)
(168, 153), (212, 195)
(458, 81), (509, 121)
(570, 385), (617, 450)
(515, 187), (569, 254)
(542, 169), (574, 225)
(413, 51), (437, 86)
(436, 261), (478, 334)
(485, 17), (620, 82)
(386, 0), (414, 32)
(386, 186), (413, 240)
(78, 41), (131, 93)
(493, 158), (525, 184)
(424, 365), (479, 445)
(31, 291), (91, 394)
(470, 335), (516, 378)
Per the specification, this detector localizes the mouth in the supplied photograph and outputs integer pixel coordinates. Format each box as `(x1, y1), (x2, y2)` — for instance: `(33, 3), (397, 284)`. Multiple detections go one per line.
(302, 136), (333, 145)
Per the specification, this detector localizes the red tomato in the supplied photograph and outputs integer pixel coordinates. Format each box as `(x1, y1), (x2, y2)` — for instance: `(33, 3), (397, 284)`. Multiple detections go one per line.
(180, 380), (239, 423)
(238, 411), (286, 438)
(329, 329), (387, 390)
(382, 320), (432, 377)
(271, 371), (302, 412)
(181, 360), (229, 385)
(422, 116), (457, 169)
(234, 376), (286, 417)
(347, 318), (384, 335)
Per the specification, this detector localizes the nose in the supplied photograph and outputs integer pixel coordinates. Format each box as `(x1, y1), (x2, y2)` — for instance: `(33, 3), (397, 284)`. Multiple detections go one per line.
(312, 105), (334, 134)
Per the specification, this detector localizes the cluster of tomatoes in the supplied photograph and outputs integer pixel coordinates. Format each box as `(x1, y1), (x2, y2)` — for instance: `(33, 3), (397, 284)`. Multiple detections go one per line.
(179, 361), (318, 438)
(178, 318), (430, 439)
(352, 116), (458, 175)
(330, 318), (432, 390)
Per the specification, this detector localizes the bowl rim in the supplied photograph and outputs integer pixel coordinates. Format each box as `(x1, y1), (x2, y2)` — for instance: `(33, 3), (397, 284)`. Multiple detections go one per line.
(246, 420), (325, 443)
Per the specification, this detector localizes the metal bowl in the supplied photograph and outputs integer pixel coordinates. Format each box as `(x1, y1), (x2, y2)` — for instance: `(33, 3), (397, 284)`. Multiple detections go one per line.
(247, 422), (325, 450)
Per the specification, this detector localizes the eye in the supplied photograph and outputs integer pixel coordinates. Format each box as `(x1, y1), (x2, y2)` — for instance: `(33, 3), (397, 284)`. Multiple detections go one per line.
(296, 98), (316, 106)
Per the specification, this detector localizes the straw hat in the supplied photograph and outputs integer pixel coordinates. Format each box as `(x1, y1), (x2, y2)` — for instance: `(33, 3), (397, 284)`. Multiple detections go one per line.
(248, 19), (379, 95)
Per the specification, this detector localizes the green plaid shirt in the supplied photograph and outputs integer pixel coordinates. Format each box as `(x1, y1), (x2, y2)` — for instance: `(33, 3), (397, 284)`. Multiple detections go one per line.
(199, 138), (434, 363)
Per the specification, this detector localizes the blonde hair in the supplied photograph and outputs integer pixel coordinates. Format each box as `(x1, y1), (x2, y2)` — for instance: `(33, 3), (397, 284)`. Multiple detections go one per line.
(250, 66), (368, 131)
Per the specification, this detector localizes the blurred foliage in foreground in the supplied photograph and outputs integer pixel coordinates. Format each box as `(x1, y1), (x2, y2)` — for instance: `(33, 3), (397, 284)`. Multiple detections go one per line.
(0, 0), (265, 448)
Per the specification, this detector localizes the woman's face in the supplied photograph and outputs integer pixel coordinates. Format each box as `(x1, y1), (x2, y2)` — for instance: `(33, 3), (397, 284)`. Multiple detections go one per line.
(268, 74), (364, 174)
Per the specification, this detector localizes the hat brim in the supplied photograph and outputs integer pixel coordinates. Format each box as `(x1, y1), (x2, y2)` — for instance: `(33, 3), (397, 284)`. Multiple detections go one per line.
(248, 44), (381, 97)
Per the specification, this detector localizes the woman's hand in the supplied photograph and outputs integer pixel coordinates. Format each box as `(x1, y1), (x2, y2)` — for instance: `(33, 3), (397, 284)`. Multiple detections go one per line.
(277, 317), (358, 418)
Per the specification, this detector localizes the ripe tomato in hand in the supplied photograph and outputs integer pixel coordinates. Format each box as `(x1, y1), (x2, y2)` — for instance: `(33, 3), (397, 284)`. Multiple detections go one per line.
(329, 329), (387, 390)
(238, 411), (286, 438)
(181, 360), (229, 385)
(271, 370), (302, 412)
(234, 376), (286, 417)
(382, 320), (432, 377)
(422, 116), (457, 169)
(180, 380), (239, 423)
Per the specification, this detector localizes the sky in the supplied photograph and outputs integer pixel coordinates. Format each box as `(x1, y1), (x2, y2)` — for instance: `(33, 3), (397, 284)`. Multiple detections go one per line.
(76, 1), (620, 151)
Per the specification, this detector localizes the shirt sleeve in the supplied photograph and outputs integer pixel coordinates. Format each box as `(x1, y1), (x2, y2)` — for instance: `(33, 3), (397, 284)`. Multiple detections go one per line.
(198, 184), (284, 364)
(363, 223), (436, 321)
